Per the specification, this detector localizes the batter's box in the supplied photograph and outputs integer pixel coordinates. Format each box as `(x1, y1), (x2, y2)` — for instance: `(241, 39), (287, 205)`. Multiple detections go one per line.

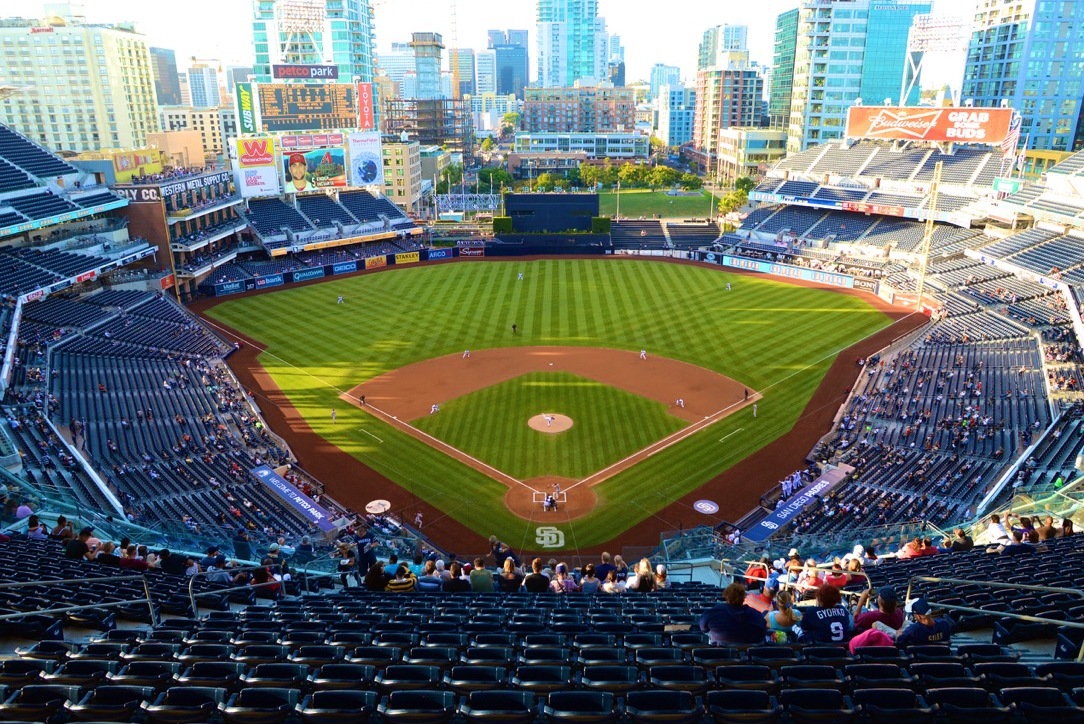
(532, 491), (567, 503)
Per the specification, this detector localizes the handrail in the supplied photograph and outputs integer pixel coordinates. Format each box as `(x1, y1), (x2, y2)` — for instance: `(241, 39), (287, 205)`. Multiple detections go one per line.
(0, 574), (157, 626)
(908, 575), (1084, 661)
(187, 564), (338, 616)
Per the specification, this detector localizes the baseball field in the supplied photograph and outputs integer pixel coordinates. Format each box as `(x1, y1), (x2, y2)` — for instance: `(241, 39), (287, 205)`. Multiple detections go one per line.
(203, 258), (899, 552)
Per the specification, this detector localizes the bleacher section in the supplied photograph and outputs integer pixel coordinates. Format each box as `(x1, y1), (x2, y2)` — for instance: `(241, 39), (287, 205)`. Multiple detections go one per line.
(0, 125), (79, 179)
(0, 160), (34, 194)
(244, 199), (313, 237)
(611, 221), (668, 250)
(296, 195), (358, 227)
(6, 192), (80, 222)
(665, 222), (720, 249)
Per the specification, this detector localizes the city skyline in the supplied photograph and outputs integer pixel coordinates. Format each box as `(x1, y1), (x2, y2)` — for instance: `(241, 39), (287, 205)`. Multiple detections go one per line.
(72, 0), (965, 92)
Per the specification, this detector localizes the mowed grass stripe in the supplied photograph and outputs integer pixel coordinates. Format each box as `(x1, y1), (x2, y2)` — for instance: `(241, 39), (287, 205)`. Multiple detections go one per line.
(207, 259), (892, 548)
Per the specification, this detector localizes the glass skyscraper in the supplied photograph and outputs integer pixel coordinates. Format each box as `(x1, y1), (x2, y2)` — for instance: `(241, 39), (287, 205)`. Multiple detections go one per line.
(963, 0), (1084, 152)
(785, 0), (930, 154)
(252, 0), (376, 84)
(771, 9), (798, 128)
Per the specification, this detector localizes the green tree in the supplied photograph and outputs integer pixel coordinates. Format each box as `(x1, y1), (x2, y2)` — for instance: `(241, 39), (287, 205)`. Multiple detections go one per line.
(480, 136), (495, 153)
(618, 162), (649, 188)
(599, 161), (618, 188)
(501, 112), (521, 135)
(436, 163), (464, 193)
(679, 173), (703, 190)
(533, 172), (558, 192)
(579, 162), (601, 189)
(734, 176), (756, 194)
(649, 166), (680, 189)
(477, 167), (513, 191)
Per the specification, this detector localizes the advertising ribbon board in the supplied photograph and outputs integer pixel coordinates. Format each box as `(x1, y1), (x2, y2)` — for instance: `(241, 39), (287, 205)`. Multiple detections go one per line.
(365, 256), (387, 270)
(846, 106), (1014, 144)
(251, 465), (337, 532)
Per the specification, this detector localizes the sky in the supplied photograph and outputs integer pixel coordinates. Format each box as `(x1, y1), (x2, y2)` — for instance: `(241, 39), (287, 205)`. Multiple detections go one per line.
(72, 0), (969, 91)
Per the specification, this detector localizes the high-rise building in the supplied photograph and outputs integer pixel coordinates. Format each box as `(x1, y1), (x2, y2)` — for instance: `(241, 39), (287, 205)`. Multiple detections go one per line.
(963, 0), (1084, 152)
(476, 49), (497, 94)
(608, 34), (624, 62)
(537, 0), (609, 87)
(692, 66), (765, 169)
(656, 84), (696, 147)
(523, 86), (636, 133)
(151, 47), (182, 106)
(409, 32), (445, 100)
(382, 98), (474, 161)
(187, 62), (220, 108)
(377, 42), (416, 95)
(178, 72), (191, 106)
(252, 0), (375, 84)
(485, 28), (529, 98)
(698, 24), (749, 71)
(608, 61), (625, 88)
(449, 48), (476, 97)
(770, 8), (798, 128)
(224, 66), (254, 93)
(785, 0), (930, 154)
(650, 64), (681, 100)
(158, 106), (237, 161)
(0, 4), (160, 151)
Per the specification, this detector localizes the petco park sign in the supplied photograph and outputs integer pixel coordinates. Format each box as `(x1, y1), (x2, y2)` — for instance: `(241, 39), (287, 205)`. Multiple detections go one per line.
(846, 106), (1013, 144)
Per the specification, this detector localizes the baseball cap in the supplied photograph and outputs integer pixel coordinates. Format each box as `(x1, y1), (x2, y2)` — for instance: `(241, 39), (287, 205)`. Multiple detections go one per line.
(911, 598), (932, 616)
(773, 558), (786, 571)
(269, 543), (280, 552)
(214, 555), (227, 566)
(555, 563), (568, 574)
(78, 527), (93, 536)
(288, 153), (306, 166)
(788, 548), (799, 557)
(877, 586), (897, 604)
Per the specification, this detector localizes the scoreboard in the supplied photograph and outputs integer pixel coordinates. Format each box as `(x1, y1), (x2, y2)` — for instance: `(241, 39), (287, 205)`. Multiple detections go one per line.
(256, 83), (357, 132)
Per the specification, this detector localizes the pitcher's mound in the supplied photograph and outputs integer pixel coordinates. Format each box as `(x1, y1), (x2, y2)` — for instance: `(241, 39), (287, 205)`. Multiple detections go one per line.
(528, 413), (573, 433)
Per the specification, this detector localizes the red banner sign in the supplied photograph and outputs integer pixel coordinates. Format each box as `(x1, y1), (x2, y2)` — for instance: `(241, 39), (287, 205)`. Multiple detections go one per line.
(357, 82), (375, 131)
(846, 106), (1014, 144)
(842, 201), (905, 217)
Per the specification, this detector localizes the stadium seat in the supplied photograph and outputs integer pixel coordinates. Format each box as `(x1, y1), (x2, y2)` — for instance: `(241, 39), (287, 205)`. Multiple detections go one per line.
(309, 662), (376, 691)
(690, 647), (743, 669)
(800, 646), (853, 668)
(779, 688), (857, 723)
(577, 647), (628, 666)
(579, 664), (641, 695)
(778, 665), (844, 690)
(376, 664), (443, 691)
(348, 646), (403, 668)
(842, 663), (916, 691)
(378, 689), (456, 724)
(518, 647), (571, 665)
(851, 688), (934, 723)
(297, 689), (378, 724)
(67, 684), (155, 722)
(107, 660), (181, 690)
(852, 646), (909, 666)
(705, 690), (782, 724)
(1037, 662), (1084, 691)
(924, 687), (1011, 723)
(43, 658), (117, 686)
(458, 690), (536, 724)
(176, 661), (246, 690)
(222, 686), (299, 724)
(0, 684), (81, 721)
(747, 646), (801, 670)
(511, 665), (573, 694)
(999, 686), (1084, 723)
(715, 665), (780, 693)
(907, 662), (981, 689)
(974, 661), (1048, 691)
(0, 658), (54, 687)
(634, 647), (685, 668)
(145, 685), (227, 724)
(542, 690), (618, 724)
(240, 662), (309, 689)
(625, 689), (703, 724)
(442, 665), (508, 694)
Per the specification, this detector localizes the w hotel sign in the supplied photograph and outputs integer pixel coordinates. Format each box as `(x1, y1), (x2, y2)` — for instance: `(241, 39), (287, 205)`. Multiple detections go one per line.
(846, 106), (1013, 145)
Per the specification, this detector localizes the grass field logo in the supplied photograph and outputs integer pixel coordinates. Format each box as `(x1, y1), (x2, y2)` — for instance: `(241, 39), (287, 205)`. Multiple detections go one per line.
(535, 526), (565, 548)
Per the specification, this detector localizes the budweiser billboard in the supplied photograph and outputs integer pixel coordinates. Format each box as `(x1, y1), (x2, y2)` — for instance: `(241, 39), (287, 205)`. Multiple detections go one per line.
(846, 106), (1014, 144)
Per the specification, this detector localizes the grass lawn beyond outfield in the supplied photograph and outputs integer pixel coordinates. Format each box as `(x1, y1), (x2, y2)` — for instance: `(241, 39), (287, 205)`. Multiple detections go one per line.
(597, 189), (720, 219)
(205, 258), (892, 549)
(412, 371), (686, 479)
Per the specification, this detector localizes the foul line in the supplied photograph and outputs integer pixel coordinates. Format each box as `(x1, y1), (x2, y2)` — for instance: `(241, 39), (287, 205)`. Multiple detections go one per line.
(358, 428), (384, 443)
(719, 428), (744, 443)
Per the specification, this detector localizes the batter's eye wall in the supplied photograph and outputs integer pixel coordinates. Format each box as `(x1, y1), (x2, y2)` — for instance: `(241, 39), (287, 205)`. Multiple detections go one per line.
(506, 193), (600, 233)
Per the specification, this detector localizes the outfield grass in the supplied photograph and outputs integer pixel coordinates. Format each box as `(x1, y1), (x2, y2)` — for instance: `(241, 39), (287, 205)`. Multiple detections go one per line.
(597, 189), (720, 219)
(205, 259), (892, 549)
(413, 371), (686, 479)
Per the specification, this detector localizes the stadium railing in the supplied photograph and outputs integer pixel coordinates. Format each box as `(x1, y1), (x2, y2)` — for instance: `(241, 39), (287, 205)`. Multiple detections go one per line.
(0, 573), (158, 627)
(907, 574), (1084, 661)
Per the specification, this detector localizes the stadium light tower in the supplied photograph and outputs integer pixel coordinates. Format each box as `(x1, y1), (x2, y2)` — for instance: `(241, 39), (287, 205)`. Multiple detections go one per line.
(901, 15), (971, 106)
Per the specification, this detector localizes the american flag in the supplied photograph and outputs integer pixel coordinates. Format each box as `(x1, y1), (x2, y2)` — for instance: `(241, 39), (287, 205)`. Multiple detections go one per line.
(1002, 113), (1022, 159)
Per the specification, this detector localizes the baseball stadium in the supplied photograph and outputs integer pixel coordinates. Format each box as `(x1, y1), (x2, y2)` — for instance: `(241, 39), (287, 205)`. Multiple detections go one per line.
(0, 54), (1082, 722)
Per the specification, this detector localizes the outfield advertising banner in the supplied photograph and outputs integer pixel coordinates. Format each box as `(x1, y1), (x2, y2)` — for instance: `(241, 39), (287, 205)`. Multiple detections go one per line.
(251, 465), (337, 533)
(846, 106), (1013, 144)
(214, 280), (250, 296)
(365, 256), (387, 269)
(255, 274), (284, 289)
(282, 147), (347, 193)
(332, 260), (357, 274)
(291, 268), (326, 283)
(722, 255), (854, 288)
(357, 82), (375, 130)
(395, 251), (420, 265)
(744, 464), (852, 543)
(427, 248), (453, 260)
(280, 133), (345, 150)
(347, 131), (384, 187)
(235, 82), (257, 135)
(235, 136), (282, 198)
(460, 247), (485, 257)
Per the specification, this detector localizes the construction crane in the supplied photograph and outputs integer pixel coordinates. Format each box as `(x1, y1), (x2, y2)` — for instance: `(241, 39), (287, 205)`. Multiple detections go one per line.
(449, 0), (460, 100)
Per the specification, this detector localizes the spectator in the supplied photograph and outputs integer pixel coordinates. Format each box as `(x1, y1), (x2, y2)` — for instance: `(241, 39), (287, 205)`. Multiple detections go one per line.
(409, 553), (425, 578)
(699, 582), (767, 645)
(595, 552), (615, 582)
(793, 584), (854, 644)
(896, 537), (922, 559)
(416, 560), (443, 592)
(206, 556), (232, 583)
(580, 563), (600, 594)
(895, 598), (954, 646)
(797, 559), (824, 594)
(435, 559), (451, 581)
(550, 562), (580, 593)
(744, 557), (770, 590)
(522, 558), (550, 593)
(363, 561), (391, 591)
(986, 513), (1011, 544)
(14, 501), (32, 520)
(294, 536), (315, 565)
(158, 549), (188, 576)
(613, 555), (629, 581)
(601, 569), (625, 594)
(655, 564), (669, 590)
(1037, 516), (1058, 541)
(96, 541), (120, 567)
(25, 515), (48, 541)
(50, 516), (72, 540)
(942, 528), (974, 552)
(334, 542), (359, 588)
(63, 527), (95, 561)
(824, 564), (849, 588)
(386, 563), (417, 593)
(184, 556), (200, 577)
(628, 558), (657, 592)
(784, 548), (804, 579)
(498, 558), (523, 592)
(469, 558), (495, 592)
(250, 565), (280, 597)
(118, 545), (148, 571)
(853, 585), (904, 634)
(989, 529), (1042, 555)
(441, 561), (471, 593)
(765, 589), (801, 642)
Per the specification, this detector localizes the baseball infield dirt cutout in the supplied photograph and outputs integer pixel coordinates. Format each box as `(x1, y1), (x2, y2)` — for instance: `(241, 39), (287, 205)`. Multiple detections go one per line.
(528, 414), (573, 433)
(342, 346), (759, 521)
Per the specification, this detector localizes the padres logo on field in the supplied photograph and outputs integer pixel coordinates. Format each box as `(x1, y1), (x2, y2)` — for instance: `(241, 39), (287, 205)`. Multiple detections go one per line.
(535, 526), (565, 548)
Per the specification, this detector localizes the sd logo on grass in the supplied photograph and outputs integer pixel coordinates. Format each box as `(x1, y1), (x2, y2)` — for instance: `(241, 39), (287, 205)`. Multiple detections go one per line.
(535, 526), (565, 548)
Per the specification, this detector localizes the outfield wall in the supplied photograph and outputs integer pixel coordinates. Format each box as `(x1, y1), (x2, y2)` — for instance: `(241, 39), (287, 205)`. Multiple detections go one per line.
(692, 251), (877, 293)
(202, 247), (461, 297)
